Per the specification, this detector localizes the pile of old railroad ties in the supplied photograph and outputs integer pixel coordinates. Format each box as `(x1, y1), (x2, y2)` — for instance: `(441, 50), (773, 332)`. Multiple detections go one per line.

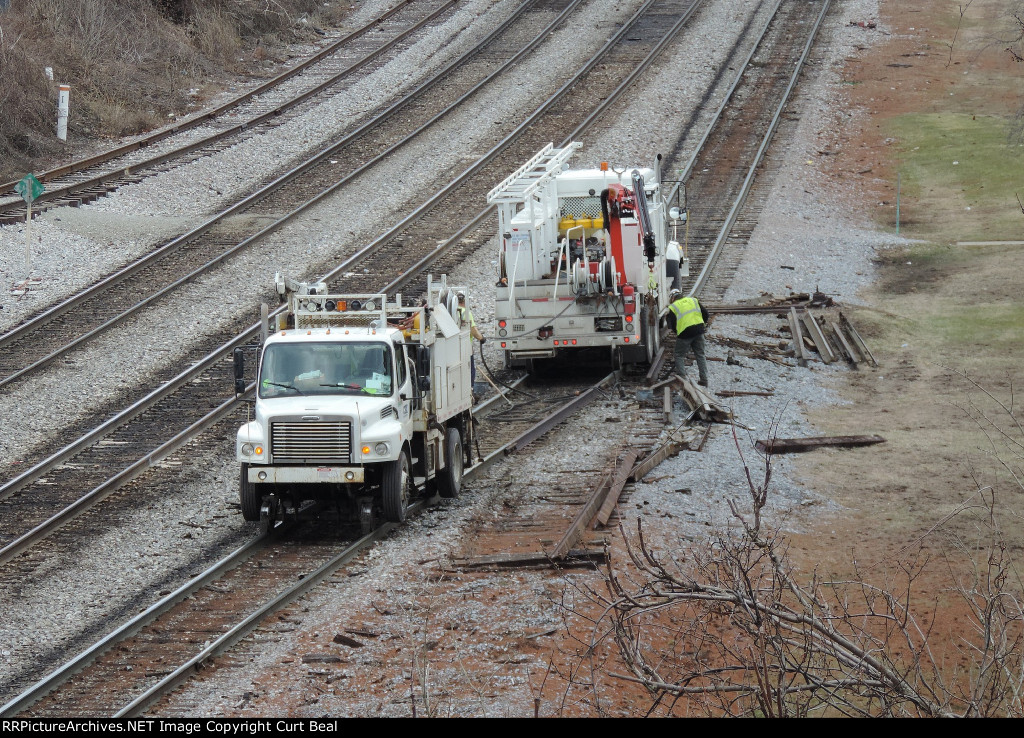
(451, 292), (883, 572)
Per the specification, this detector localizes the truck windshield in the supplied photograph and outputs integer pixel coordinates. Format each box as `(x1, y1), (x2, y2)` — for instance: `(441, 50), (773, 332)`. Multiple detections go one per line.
(259, 341), (393, 398)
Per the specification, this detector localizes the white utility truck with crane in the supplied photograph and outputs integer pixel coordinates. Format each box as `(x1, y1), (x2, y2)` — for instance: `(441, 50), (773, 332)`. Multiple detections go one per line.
(489, 142), (679, 371)
(233, 274), (476, 531)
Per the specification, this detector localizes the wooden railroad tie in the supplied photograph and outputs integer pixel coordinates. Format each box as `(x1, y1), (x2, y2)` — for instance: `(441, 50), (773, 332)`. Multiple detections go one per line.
(754, 434), (885, 454)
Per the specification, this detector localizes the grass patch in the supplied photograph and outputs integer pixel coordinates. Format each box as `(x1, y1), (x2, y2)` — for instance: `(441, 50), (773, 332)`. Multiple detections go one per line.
(923, 303), (1024, 352)
(886, 113), (1024, 241)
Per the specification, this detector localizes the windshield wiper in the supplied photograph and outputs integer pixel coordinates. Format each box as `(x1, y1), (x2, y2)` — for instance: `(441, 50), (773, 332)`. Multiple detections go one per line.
(264, 381), (304, 395)
(320, 382), (377, 395)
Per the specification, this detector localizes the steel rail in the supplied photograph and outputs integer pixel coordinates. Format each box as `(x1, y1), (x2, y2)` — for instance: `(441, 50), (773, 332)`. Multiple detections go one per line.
(0, 0), (572, 383)
(0, 389), (244, 566)
(0, 371), (606, 717)
(0, 0), (701, 563)
(119, 376), (608, 717)
(319, 0), (704, 289)
(688, 0), (832, 299)
(0, 533), (268, 718)
(114, 512), (414, 717)
(502, 372), (615, 454)
(0, 0), (831, 715)
(0, 0), (426, 196)
(385, 0), (706, 293)
(661, 0), (786, 210)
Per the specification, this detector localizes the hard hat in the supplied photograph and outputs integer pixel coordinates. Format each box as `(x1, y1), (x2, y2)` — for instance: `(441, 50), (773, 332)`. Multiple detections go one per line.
(668, 288), (682, 301)
(457, 291), (466, 300)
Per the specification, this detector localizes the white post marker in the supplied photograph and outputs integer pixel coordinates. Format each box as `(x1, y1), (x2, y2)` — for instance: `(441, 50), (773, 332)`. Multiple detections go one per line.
(57, 84), (70, 142)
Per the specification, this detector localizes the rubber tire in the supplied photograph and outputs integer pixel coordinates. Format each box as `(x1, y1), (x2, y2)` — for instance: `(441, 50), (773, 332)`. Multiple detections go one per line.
(382, 450), (412, 523)
(643, 305), (661, 365)
(610, 346), (623, 371)
(240, 463), (261, 522)
(437, 427), (463, 499)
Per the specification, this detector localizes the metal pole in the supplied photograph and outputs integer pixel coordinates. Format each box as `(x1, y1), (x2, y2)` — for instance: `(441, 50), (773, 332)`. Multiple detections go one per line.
(25, 201), (32, 275)
(896, 172), (901, 236)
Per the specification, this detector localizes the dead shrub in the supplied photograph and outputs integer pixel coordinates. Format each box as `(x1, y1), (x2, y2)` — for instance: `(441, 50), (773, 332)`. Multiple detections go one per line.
(0, 0), (341, 181)
(561, 411), (1024, 717)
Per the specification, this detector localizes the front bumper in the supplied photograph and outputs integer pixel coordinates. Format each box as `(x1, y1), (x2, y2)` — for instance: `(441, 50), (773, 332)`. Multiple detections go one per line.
(248, 466), (366, 484)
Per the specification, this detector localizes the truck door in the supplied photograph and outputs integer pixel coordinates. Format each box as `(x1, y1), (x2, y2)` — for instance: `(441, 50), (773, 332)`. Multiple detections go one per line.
(395, 341), (413, 421)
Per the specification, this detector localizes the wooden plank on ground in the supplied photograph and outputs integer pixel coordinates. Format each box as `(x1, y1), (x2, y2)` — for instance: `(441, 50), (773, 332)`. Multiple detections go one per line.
(830, 320), (859, 368)
(840, 312), (878, 367)
(789, 307), (807, 366)
(754, 435), (885, 454)
(593, 450), (640, 528)
(546, 470), (611, 561)
(645, 345), (666, 385)
(550, 451), (635, 558)
(450, 549), (606, 569)
(800, 311), (835, 363)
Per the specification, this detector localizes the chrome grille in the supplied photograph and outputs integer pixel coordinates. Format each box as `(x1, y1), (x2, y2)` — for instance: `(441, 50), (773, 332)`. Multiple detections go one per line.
(271, 421), (351, 463)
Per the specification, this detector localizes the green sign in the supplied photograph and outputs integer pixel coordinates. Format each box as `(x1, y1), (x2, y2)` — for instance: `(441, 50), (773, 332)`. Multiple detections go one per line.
(15, 174), (44, 204)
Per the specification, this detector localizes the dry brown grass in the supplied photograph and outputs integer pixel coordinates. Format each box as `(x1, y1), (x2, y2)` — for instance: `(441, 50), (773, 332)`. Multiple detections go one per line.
(0, 0), (344, 182)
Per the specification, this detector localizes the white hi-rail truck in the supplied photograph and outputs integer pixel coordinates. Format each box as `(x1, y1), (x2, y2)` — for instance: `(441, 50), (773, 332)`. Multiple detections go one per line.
(233, 274), (475, 531)
(489, 142), (678, 371)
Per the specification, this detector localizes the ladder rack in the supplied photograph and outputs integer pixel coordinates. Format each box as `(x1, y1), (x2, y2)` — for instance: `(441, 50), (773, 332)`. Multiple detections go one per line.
(486, 142), (582, 204)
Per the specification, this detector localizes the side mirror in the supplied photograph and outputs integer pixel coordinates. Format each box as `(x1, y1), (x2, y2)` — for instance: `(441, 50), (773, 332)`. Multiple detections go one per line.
(233, 348), (246, 395)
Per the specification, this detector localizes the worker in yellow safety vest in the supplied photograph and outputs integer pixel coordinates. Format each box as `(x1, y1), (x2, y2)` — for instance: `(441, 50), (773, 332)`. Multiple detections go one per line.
(667, 289), (710, 387)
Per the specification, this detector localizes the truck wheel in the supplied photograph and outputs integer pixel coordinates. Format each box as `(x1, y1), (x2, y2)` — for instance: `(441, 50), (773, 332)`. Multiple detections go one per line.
(240, 464), (261, 522)
(610, 345), (623, 371)
(438, 427), (463, 499)
(382, 450), (412, 523)
(642, 305), (661, 364)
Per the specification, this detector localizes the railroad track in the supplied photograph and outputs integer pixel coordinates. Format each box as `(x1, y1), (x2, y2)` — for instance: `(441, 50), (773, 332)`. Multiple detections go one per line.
(0, 0), (578, 391)
(0, 373), (608, 717)
(667, 0), (833, 303)
(0, 0), (839, 712)
(401, 0), (837, 596)
(0, 0), (705, 567)
(0, 0), (459, 223)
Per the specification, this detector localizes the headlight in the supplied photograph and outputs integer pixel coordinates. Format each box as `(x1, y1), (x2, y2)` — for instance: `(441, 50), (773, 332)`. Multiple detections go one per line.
(241, 443), (254, 456)
(375, 442), (389, 456)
